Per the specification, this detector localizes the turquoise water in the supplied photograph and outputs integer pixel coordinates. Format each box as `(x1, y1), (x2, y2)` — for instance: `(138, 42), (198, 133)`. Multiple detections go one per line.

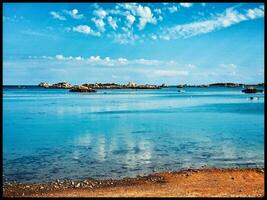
(3, 86), (264, 183)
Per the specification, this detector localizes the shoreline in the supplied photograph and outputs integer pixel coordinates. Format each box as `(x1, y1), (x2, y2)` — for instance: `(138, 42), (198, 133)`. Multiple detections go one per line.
(3, 168), (264, 197)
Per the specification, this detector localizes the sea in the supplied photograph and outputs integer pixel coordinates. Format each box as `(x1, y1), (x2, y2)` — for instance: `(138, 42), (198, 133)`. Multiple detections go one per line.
(3, 86), (265, 183)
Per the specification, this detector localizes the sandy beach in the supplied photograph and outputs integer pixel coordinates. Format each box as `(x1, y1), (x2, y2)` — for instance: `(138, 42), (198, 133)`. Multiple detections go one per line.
(3, 168), (264, 197)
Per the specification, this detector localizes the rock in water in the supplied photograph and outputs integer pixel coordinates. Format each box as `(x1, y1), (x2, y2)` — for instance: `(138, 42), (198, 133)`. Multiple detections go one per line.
(51, 81), (72, 89)
(38, 82), (50, 88)
(242, 86), (263, 93)
(69, 85), (97, 93)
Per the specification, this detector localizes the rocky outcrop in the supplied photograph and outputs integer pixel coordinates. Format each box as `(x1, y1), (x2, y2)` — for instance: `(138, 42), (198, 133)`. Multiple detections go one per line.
(50, 82), (72, 89)
(177, 84), (187, 88)
(176, 84), (209, 88)
(38, 82), (72, 89)
(127, 82), (137, 87)
(209, 83), (244, 87)
(127, 84), (161, 89)
(38, 82), (50, 88)
(80, 82), (161, 89)
(69, 85), (96, 93)
(242, 87), (263, 93)
(257, 83), (264, 87)
(161, 83), (167, 88)
(82, 83), (122, 89)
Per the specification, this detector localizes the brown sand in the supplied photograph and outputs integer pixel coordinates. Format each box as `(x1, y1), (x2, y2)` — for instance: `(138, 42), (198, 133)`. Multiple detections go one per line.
(3, 168), (264, 197)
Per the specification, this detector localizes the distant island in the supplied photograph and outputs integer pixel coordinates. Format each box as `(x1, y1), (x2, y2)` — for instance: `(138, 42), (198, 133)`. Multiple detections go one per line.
(38, 82), (165, 92)
(36, 81), (265, 93)
(176, 82), (264, 88)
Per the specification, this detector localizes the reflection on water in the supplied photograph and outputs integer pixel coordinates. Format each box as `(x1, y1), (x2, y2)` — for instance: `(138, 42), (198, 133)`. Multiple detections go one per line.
(3, 87), (264, 183)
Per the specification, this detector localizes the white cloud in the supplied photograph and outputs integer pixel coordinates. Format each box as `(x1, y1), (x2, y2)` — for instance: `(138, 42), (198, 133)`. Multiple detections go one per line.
(108, 8), (124, 16)
(180, 3), (193, 8)
(91, 3), (100, 9)
(246, 7), (264, 19)
(75, 56), (83, 61)
(21, 30), (52, 38)
(52, 4), (263, 45)
(209, 64), (239, 78)
(106, 3), (157, 30)
(107, 16), (118, 30)
(220, 64), (237, 69)
(117, 3), (139, 16)
(41, 56), (53, 59)
(133, 58), (176, 66)
(151, 35), (157, 40)
(104, 57), (110, 62)
(117, 57), (128, 64)
(89, 56), (100, 61)
(154, 8), (162, 14)
(72, 9), (78, 15)
(91, 18), (105, 32)
(159, 6), (264, 40)
(73, 25), (100, 36)
(73, 25), (91, 34)
(150, 69), (189, 77)
(121, 27), (129, 32)
(3, 15), (24, 22)
(219, 8), (247, 27)
(64, 9), (84, 19)
(136, 5), (157, 30)
(168, 6), (178, 13)
(55, 54), (64, 60)
(109, 30), (139, 44)
(36, 54), (184, 68)
(50, 11), (66, 21)
(93, 9), (107, 19)
(55, 54), (73, 60)
(187, 64), (196, 69)
(126, 14), (136, 27)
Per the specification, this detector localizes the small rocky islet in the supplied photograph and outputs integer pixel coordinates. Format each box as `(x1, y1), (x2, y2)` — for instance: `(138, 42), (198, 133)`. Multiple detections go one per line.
(69, 85), (97, 93)
(241, 86), (263, 94)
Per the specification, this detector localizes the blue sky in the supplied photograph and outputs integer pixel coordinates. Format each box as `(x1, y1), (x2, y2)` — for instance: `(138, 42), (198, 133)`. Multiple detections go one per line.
(3, 2), (264, 85)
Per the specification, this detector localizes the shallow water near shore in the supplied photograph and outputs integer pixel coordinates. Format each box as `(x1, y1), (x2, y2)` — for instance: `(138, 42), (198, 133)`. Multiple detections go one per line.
(3, 86), (264, 183)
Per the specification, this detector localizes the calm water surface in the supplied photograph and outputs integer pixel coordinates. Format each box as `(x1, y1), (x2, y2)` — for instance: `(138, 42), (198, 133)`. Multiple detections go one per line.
(3, 86), (264, 183)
